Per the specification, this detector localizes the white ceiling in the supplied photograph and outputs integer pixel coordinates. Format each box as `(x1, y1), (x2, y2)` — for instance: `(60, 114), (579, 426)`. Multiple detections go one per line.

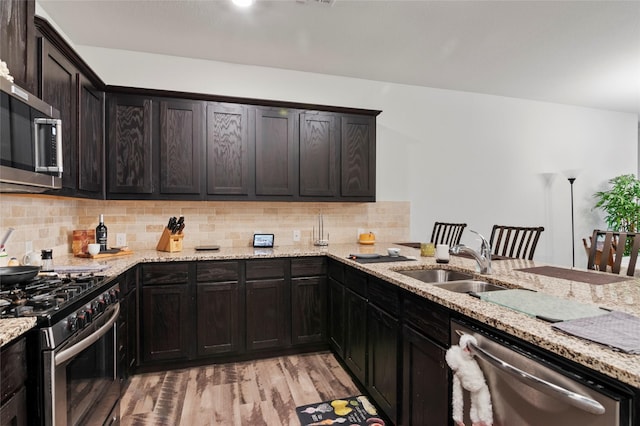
(38, 0), (640, 117)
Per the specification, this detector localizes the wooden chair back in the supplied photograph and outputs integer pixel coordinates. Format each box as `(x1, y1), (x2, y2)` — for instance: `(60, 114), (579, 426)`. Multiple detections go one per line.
(489, 225), (544, 260)
(430, 222), (467, 246)
(582, 235), (615, 270)
(587, 230), (640, 276)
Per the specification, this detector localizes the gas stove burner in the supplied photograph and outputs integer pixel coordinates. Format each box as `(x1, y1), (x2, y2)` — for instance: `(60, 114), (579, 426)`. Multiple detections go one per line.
(0, 273), (108, 319)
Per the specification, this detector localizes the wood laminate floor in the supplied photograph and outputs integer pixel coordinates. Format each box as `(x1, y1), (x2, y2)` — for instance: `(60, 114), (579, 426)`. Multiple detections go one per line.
(120, 351), (360, 425)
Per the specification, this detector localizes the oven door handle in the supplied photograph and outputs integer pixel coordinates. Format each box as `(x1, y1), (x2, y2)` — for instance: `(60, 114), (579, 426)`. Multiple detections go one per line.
(455, 330), (606, 415)
(55, 303), (120, 366)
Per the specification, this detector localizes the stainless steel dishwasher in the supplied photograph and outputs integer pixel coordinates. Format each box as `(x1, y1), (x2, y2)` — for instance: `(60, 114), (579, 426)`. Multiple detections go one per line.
(450, 319), (634, 426)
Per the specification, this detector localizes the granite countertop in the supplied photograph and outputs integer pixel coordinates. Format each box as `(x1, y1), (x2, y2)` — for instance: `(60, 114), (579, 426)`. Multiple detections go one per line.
(0, 317), (37, 347)
(2, 242), (639, 389)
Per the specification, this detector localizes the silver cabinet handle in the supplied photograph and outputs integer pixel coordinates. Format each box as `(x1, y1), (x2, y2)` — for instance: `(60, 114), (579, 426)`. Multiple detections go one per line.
(55, 303), (120, 366)
(455, 330), (605, 415)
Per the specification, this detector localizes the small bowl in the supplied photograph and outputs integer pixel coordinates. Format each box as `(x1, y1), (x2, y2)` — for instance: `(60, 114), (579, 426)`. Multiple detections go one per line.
(387, 247), (401, 257)
(87, 244), (101, 256)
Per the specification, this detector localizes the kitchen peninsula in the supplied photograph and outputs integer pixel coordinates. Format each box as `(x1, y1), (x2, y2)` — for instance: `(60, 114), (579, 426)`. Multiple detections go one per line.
(2, 242), (639, 424)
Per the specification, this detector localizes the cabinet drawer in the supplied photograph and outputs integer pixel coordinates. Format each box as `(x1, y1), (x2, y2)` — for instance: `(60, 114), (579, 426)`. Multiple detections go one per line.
(291, 257), (327, 277)
(328, 260), (344, 282)
(142, 263), (190, 285)
(367, 277), (399, 315)
(344, 267), (367, 297)
(403, 294), (450, 346)
(246, 259), (285, 280)
(197, 261), (240, 282)
(0, 338), (26, 405)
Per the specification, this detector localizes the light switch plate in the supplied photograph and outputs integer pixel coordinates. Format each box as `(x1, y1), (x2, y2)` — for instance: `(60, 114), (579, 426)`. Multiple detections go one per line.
(293, 230), (301, 242)
(116, 233), (127, 247)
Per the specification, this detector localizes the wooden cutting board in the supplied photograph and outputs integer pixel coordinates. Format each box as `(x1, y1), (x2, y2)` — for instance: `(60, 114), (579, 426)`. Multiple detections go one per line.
(476, 289), (609, 322)
(75, 249), (134, 259)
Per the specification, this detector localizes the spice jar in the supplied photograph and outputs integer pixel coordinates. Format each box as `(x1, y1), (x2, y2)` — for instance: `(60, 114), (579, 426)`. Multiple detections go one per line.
(41, 249), (54, 271)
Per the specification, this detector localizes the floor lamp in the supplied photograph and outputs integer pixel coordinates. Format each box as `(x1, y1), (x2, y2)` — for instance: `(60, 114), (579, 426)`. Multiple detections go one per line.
(568, 177), (576, 267)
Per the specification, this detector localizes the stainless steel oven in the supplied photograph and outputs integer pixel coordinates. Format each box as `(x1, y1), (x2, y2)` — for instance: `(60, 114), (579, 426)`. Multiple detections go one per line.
(22, 278), (122, 426)
(43, 302), (119, 425)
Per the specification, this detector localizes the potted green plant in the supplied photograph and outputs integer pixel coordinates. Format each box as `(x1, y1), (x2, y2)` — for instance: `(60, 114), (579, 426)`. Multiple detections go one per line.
(593, 174), (640, 233)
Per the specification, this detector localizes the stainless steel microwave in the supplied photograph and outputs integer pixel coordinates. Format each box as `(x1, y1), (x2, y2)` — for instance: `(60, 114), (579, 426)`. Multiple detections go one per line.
(0, 78), (63, 192)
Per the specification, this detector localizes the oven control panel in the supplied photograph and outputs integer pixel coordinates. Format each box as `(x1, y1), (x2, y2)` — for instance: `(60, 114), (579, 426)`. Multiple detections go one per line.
(41, 283), (120, 350)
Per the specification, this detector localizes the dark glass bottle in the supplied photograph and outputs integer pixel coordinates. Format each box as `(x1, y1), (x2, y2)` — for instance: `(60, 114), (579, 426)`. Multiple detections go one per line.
(96, 214), (108, 251)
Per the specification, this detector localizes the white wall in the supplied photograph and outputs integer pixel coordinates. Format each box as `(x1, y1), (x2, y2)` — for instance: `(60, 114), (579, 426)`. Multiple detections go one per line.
(76, 46), (638, 267)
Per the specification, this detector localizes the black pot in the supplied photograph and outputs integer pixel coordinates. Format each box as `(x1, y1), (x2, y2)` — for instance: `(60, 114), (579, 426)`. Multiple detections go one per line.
(0, 266), (41, 286)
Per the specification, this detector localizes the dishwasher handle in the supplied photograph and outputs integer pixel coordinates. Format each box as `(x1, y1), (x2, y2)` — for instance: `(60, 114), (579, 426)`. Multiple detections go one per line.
(455, 330), (606, 415)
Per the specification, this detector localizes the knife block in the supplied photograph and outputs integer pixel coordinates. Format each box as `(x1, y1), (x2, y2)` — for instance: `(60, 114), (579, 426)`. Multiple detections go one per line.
(156, 228), (184, 252)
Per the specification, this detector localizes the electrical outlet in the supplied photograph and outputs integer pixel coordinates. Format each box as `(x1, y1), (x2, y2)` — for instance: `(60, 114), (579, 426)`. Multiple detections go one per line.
(116, 233), (127, 247)
(293, 230), (301, 242)
(25, 241), (33, 253)
(357, 228), (364, 237)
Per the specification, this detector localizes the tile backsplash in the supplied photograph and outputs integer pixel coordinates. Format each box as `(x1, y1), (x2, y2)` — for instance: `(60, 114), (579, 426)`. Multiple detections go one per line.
(0, 194), (409, 258)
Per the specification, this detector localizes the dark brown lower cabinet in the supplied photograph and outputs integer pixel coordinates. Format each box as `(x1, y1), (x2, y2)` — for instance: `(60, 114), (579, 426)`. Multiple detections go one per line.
(402, 324), (449, 426)
(344, 287), (367, 385)
(327, 277), (345, 358)
(0, 337), (27, 426)
(141, 284), (190, 362)
(291, 276), (326, 345)
(196, 281), (242, 356)
(246, 278), (288, 351)
(367, 304), (399, 424)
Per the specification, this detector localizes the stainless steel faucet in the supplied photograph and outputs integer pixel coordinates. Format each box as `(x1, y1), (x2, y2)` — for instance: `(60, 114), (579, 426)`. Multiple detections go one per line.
(450, 230), (492, 274)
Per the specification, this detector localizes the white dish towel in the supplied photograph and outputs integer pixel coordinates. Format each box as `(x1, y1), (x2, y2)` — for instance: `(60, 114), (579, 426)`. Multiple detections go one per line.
(446, 334), (494, 426)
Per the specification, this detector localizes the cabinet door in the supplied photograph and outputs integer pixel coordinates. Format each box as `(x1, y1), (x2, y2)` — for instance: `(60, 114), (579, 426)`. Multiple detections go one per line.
(107, 95), (153, 193)
(125, 288), (137, 373)
(160, 99), (204, 194)
(341, 115), (375, 198)
(77, 74), (104, 194)
(196, 282), (242, 356)
(291, 276), (326, 345)
(206, 103), (251, 195)
(141, 284), (190, 362)
(367, 304), (399, 424)
(328, 277), (345, 358)
(255, 107), (296, 196)
(0, 0), (36, 93)
(402, 325), (449, 426)
(0, 386), (27, 426)
(246, 278), (288, 351)
(39, 37), (77, 191)
(299, 112), (337, 197)
(344, 288), (367, 385)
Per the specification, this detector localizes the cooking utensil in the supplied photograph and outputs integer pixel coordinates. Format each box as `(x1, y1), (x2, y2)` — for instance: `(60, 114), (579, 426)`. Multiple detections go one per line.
(348, 253), (380, 259)
(0, 265), (41, 286)
(0, 227), (14, 250)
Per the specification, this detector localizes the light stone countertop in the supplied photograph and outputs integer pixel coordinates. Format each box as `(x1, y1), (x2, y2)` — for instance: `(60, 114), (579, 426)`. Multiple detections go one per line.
(2, 242), (639, 389)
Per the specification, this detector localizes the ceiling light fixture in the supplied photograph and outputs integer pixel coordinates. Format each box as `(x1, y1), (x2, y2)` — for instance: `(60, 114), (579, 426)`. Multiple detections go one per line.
(232, 0), (254, 7)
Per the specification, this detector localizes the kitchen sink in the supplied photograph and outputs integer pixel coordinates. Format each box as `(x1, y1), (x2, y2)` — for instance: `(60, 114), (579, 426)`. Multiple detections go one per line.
(433, 280), (507, 293)
(396, 268), (508, 293)
(397, 268), (474, 283)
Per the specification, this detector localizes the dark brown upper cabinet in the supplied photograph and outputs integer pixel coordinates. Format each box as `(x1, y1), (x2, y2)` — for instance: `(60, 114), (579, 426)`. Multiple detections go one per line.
(255, 107), (297, 197)
(206, 103), (251, 196)
(341, 115), (376, 198)
(299, 112), (338, 197)
(36, 17), (105, 199)
(0, 0), (36, 93)
(39, 37), (77, 192)
(107, 95), (153, 194)
(159, 99), (204, 194)
(77, 75), (104, 194)
(105, 88), (378, 201)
